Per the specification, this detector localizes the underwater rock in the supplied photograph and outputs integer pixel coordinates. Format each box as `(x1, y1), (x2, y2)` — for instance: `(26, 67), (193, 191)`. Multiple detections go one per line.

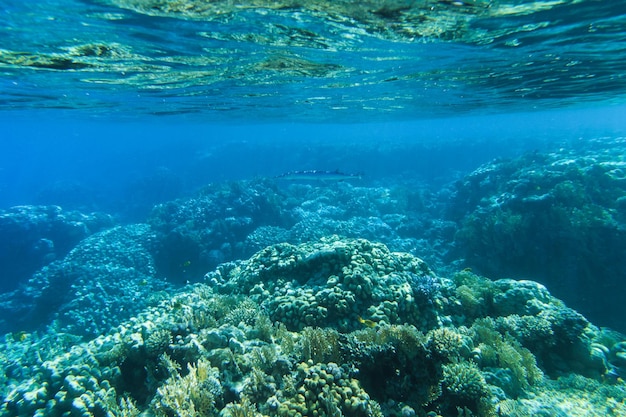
(0, 205), (114, 292)
(1, 237), (625, 417)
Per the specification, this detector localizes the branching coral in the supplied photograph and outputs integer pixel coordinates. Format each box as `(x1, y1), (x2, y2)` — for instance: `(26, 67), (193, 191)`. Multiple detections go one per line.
(427, 327), (472, 362)
(298, 327), (342, 364)
(470, 318), (543, 396)
(151, 358), (222, 417)
(275, 362), (378, 417)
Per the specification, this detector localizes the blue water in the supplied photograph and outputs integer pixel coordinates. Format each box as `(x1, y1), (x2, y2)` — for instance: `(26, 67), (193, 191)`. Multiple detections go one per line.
(3, 106), (625, 215)
(3, 2), (626, 415)
(2, 0), (626, 328)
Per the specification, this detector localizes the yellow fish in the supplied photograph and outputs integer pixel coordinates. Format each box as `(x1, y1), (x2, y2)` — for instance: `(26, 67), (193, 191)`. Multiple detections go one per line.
(357, 316), (377, 328)
(14, 331), (29, 342)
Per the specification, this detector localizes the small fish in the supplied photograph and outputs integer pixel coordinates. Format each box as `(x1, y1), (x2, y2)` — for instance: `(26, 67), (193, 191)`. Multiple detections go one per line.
(357, 316), (377, 328)
(275, 170), (361, 182)
(15, 331), (29, 342)
(604, 366), (624, 384)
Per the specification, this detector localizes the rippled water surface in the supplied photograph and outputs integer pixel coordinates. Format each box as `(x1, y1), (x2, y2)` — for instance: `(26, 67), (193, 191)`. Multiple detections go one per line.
(2, 0), (625, 120)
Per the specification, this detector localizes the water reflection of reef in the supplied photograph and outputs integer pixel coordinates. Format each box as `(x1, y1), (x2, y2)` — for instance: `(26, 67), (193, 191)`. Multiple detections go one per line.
(106, 0), (492, 42)
(2, 1), (624, 118)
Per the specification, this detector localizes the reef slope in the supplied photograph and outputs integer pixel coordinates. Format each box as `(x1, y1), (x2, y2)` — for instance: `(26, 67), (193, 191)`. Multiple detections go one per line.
(2, 237), (625, 417)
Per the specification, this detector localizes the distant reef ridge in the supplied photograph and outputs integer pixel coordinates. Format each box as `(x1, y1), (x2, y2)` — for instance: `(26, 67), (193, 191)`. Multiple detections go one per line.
(449, 137), (626, 331)
(0, 205), (114, 293)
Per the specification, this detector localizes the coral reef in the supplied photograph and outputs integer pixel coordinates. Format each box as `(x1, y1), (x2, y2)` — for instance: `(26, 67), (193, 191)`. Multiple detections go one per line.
(148, 179), (454, 284)
(449, 139), (626, 331)
(0, 205), (114, 292)
(0, 224), (171, 337)
(3, 140), (626, 417)
(208, 236), (442, 332)
(2, 237), (624, 417)
(442, 361), (492, 415)
(147, 179), (288, 282)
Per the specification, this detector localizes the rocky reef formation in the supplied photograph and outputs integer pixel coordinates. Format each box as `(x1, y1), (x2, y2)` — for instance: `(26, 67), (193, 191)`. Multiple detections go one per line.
(0, 224), (171, 337)
(1, 237), (624, 417)
(148, 178), (454, 284)
(0, 205), (114, 292)
(449, 138), (626, 331)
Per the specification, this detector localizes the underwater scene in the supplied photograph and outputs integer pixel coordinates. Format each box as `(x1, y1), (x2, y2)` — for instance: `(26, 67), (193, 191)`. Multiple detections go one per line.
(2, 1), (626, 416)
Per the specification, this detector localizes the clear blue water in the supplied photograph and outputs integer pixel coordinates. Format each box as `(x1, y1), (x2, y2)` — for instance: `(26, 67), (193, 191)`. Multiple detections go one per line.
(3, 107), (626, 215)
(3, 2), (626, 416)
